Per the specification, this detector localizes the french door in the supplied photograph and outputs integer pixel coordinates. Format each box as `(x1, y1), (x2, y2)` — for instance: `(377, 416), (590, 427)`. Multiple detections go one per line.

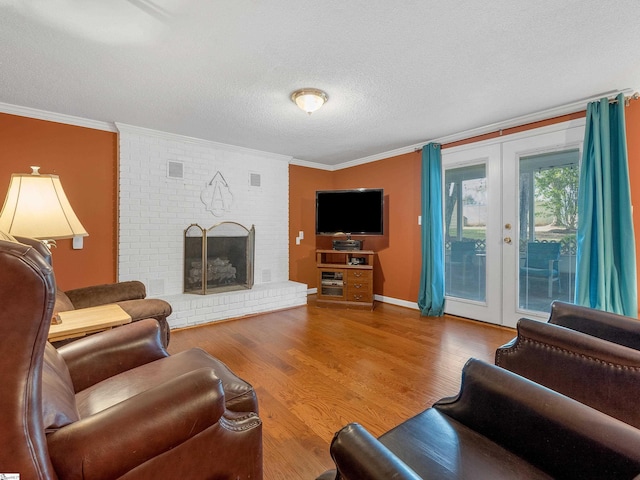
(442, 121), (585, 327)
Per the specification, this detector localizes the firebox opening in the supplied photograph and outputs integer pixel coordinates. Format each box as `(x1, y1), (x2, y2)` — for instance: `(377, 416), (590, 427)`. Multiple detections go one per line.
(184, 222), (255, 295)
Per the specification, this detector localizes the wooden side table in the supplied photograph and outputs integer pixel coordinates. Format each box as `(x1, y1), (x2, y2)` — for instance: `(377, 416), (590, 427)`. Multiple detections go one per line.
(48, 304), (132, 342)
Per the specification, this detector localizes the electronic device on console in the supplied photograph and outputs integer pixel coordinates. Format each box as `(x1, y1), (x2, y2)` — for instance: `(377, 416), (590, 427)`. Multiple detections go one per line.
(332, 239), (363, 250)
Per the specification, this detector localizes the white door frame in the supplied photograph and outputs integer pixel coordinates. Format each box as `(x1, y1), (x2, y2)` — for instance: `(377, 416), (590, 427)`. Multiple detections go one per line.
(442, 118), (585, 326)
(442, 143), (502, 324)
(501, 123), (585, 327)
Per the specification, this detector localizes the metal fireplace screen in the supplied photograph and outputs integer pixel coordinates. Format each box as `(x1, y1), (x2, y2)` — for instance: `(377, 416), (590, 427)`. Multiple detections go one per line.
(184, 222), (255, 295)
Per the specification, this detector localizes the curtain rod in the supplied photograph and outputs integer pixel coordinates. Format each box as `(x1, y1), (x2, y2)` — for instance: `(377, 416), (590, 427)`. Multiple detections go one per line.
(413, 89), (639, 153)
(611, 91), (639, 106)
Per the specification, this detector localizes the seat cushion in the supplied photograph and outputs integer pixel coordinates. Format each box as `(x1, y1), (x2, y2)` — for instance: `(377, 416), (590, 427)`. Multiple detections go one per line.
(42, 343), (80, 431)
(378, 409), (552, 479)
(75, 348), (257, 416)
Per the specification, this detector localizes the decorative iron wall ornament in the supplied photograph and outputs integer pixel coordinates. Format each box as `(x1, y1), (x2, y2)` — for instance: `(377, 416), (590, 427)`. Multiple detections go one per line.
(201, 171), (233, 216)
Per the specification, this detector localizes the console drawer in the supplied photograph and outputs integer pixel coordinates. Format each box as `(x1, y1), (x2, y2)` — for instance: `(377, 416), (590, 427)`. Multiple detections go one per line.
(346, 270), (372, 303)
(347, 270), (372, 283)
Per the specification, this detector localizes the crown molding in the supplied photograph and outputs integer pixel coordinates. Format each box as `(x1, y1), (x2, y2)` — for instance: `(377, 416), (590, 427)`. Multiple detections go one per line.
(116, 122), (293, 163)
(0, 102), (117, 132)
(319, 87), (637, 171)
(442, 117), (586, 155)
(331, 145), (423, 170)
(289, 158), (335, 171)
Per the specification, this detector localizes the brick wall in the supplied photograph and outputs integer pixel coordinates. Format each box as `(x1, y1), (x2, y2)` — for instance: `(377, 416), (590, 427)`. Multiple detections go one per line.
(117, 124), (307, 327)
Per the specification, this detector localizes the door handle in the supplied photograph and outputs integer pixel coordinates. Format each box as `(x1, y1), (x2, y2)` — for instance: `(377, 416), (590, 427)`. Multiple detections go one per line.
(504, 237), (512, 244)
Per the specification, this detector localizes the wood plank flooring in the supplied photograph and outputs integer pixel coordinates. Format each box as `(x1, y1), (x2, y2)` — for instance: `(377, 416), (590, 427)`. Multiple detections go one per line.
(167, 297), (516, 480)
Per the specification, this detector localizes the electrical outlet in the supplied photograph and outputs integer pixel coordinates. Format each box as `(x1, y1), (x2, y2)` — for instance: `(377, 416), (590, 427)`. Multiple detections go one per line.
(72, 236), (84, 249)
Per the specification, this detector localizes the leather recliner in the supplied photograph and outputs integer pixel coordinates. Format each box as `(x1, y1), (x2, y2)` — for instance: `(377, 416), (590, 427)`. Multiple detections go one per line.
(15, 235), (173, 347)
(317, 359), (640, 479)
(496, 300), (640, 428)
(0, 237), (262, 479)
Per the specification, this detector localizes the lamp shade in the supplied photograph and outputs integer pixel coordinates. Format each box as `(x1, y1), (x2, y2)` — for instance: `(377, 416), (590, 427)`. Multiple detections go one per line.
(0, 167), (88, 240)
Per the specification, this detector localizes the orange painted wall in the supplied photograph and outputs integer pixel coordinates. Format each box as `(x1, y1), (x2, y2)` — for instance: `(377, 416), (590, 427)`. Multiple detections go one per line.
(289, 153), (422, 301)
(625, 99), (640, 296)
(330, 154), (422, 300)
(289, 105), (640, 306)
(0, 113), (117, 290)
(289, 166), (334, 284)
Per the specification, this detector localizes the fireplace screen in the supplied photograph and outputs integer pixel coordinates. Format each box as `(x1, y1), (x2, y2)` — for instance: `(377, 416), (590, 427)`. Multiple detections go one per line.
(184, 222), (255, 294)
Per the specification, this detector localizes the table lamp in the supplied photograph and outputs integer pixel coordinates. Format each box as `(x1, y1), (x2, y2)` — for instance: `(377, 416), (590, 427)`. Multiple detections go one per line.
(0, 166), (88, 250)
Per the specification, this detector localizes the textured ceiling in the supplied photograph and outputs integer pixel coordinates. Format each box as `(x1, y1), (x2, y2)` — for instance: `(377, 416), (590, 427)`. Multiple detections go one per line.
(1, 1), (640, 167)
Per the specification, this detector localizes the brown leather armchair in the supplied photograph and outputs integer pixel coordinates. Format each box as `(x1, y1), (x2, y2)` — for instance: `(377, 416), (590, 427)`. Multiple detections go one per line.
(15, 235), (173, 346)
(0, 238), (262, 479)
(496, 301), (640, 428)
(317, 359), (640, 480)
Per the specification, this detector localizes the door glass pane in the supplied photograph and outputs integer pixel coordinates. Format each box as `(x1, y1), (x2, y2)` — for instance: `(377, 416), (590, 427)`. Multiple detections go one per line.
(518, 149), (579, 313)
(445, 165), (486, 302)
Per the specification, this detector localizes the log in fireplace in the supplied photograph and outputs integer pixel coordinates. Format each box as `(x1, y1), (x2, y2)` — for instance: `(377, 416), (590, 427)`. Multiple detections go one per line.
(184, 222), (255, 294)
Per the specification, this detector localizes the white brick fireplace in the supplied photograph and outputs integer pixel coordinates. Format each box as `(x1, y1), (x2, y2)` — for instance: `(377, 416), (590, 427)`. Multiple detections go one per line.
(116, 124), (307, 329)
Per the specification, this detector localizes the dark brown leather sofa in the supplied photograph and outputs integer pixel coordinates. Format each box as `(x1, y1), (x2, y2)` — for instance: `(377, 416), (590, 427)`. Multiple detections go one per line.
(496, 301), (640, 428)
(15, 235), (173, 346)
(317, 359), (640, 479)
(0, 237), (262, 479)
(546, 300), (640, 349)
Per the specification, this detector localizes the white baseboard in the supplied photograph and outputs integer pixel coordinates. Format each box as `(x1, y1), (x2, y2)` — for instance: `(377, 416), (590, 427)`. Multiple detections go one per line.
(306, 289), (418, 311)
(374, 294), (419, 310)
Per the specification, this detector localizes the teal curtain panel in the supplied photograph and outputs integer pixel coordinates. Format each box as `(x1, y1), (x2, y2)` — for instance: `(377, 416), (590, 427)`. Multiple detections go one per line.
(575, 93), (638, 317)
(418, 143), (445, 316)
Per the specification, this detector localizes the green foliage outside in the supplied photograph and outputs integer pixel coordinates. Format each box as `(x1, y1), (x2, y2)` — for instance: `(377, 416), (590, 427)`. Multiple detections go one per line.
(535, 165), (579, 229)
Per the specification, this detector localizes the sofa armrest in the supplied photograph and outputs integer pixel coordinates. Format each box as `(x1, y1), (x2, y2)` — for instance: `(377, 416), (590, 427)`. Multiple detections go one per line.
(495, 318), (640, 428)
(47, 368), (226, 480)
(434, 359), (640, 479)
(328, 423), (422, 480)
(549, 301), (640, 350)
(57, 318), (169, 392)
(497, 317), (640, 365)
(64, 280), (147, 308)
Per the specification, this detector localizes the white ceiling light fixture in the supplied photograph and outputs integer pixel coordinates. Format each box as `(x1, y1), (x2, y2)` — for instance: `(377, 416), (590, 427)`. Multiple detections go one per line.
(291, 88), (328, 115)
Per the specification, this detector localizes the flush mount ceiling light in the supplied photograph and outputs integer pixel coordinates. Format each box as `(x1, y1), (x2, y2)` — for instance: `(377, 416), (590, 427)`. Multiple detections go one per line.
(291, 88), (328, 115)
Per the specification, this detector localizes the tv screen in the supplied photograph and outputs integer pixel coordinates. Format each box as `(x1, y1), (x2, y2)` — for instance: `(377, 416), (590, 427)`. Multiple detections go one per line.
(315, 189), (384, 236)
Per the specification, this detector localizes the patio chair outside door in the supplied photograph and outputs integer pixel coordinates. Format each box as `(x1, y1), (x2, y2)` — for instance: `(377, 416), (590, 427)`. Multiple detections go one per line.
(521, 241), (561, 298)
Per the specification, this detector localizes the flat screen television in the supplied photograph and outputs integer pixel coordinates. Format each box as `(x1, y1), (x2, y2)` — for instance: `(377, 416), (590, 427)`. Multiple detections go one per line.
(315, 188), (384, 236)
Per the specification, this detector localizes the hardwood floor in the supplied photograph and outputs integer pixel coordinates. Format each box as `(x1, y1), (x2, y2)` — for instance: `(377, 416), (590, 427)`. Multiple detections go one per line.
(167, 297), (516, 480)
